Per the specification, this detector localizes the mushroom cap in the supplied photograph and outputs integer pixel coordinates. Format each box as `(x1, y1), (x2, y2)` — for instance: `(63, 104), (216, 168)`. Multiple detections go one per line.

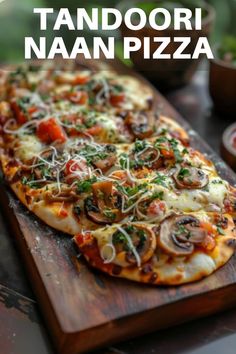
(84, 181), (124, 224)
(134, 146), (161, 169)
(112, 224), (156, 266)
(158, 214), (207, 256)
(125, 111), (158, 139)
(173, 166), (209, 189)
(92, 145), (117, 172)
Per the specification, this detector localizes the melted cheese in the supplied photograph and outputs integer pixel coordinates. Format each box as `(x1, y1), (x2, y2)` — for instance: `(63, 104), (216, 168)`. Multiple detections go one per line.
(27, 71), (47, 86)
(207, 178), (228, 207)
(115, 76), (152, 110)
(98, 114), (118, 141)
(15, 135), (44, 162)
(150, 176), (228, 213)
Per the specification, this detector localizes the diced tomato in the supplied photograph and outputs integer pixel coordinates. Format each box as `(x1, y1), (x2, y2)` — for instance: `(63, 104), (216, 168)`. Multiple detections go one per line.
(65, 159), (80, 175)
(11, 101), (27, 124)
(170, 132), (189, 147)
(110, 93), (125, 107)
(200, 221), (216, 235)
(75, 232), (93, 246)
(73, 75), (89, 85)
(147, 200), (166, 217)
(201, 234), (216, 251)
(74, 233), (114, 272)
(160, 146), (174, 159)
(60, 114), (81, 137)
(65, 159), (87, 175)
(27, 106), (38, 115)
(36, 118), (67, 144)
(67, 91), (88, 105)
(65, 159), (89, 184)
(86, 125), (102, 136)
(110, 170), (128, 182)
(59, 208), (68, 218)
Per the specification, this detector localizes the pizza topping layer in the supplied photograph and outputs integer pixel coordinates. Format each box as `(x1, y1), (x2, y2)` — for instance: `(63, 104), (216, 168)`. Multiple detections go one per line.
(1, 62), (236, 286)
(77, 211), (232, 270)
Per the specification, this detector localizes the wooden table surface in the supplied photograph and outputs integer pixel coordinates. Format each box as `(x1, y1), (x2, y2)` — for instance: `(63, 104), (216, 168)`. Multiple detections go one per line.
(1, 61), (236, 354)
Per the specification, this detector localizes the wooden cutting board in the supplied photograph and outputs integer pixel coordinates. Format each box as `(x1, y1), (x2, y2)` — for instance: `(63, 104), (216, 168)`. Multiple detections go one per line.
(1, 60), (236, 354)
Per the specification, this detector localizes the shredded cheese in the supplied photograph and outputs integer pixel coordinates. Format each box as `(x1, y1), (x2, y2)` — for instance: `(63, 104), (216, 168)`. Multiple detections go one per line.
(100, 243), (116, 264)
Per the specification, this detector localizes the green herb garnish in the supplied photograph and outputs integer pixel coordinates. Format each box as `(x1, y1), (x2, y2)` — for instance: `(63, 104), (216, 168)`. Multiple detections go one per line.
(216, 226), (225, 236)
(178, 168), (190, 180)
(153, 173), (168, 188)
(76, 177), (97, 193)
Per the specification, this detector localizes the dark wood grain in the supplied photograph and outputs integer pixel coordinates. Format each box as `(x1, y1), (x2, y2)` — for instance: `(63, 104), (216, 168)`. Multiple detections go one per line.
(1, 60), (236, 354)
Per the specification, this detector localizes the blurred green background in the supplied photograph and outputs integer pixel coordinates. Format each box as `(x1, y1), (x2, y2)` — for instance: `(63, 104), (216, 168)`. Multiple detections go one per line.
(0, 0), (235, 63)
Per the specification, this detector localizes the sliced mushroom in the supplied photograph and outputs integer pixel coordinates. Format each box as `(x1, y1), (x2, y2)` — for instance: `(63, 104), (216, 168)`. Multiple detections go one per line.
(134, 146), (161, 169)
(173, 166), (209, 189)
(84, 181), (123, 224)
(157, 214), (207, 256)
(45, 190), (79, 203)
(125, 111), (157, 139)
(112, 224), (156, 266)
(92, 145), (117, 172)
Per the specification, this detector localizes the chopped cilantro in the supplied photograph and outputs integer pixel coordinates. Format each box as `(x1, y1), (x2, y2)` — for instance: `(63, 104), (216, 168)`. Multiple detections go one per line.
(216, 226), (225, 235)
(153, 173), (168, 188)
(76, 123), (87, 132)
(17, 96), (30, 113)
(88, 97), (96, 105)
(178, 168), (190, 181)
(137, 230), (146, 249)
(182, 148), (189, 155)
(160, 128), (168, 135)
(137, 229), (145, 238)
(21, 175), (43, 189)
(103, 209), (116, 221)
(170, 138), (183, 163)
(21, 176), (28, 185)
(125, 225), (135, 233)
(76, 177), (97, 193)
(9, 67), (27, 83)
(175, 224), (191, 239)
(84, 116), (96, 128)
(155, 136), (168, 145)
(212, 179), (223, 184)
(40, 166), (51, 179)
(154, 137), (183, 162)
(79, 145), (109, 165)
(134, 139), (147, 153)
(113, 232), (127, 245)
(117, 183), (147, 197)
(150, 191), (164, 201)
(119, 153), (135, 169)
(112, 84), (124, 94)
